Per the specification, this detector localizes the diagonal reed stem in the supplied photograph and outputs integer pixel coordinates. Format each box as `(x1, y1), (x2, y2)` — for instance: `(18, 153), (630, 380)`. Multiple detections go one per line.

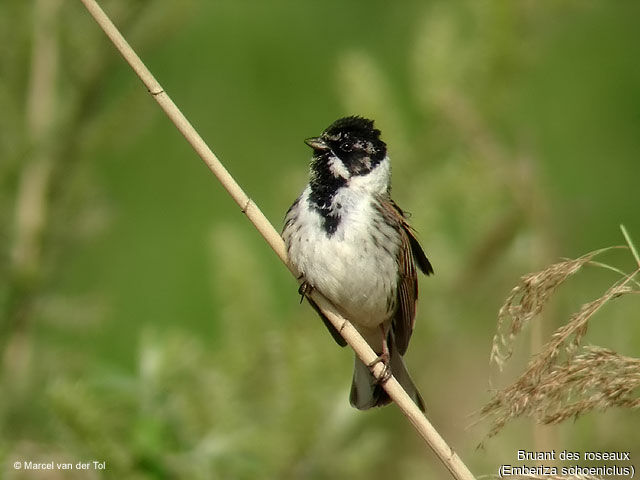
(78, 1), (476, 478)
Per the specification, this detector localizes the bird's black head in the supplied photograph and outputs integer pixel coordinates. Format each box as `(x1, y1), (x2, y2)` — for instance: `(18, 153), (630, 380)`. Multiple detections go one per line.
(304, 116), (390, 234)
(305, 116), (387, 177)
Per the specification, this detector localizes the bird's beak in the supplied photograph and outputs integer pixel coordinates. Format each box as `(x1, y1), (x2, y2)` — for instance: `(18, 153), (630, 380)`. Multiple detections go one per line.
(304, 136), (330, 151)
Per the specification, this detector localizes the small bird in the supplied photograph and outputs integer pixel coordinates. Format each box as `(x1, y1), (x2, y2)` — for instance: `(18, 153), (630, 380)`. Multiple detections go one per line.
(282, 116), (433, 411)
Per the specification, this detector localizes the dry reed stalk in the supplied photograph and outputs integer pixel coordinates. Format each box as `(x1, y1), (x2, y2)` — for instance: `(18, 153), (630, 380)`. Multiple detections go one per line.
(78, 1), (476, 479)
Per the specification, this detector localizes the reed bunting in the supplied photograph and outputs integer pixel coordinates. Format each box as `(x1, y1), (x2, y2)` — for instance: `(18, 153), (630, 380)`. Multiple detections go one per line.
(282, 116), (432, 411)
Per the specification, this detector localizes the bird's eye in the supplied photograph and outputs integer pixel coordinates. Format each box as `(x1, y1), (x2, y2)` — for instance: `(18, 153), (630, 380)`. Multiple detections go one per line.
(340, 141), (352, 152)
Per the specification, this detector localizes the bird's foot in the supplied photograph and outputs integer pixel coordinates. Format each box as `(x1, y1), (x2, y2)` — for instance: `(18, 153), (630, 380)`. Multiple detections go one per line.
(298, 280), (314, 304)
(368, 353), (392, 384)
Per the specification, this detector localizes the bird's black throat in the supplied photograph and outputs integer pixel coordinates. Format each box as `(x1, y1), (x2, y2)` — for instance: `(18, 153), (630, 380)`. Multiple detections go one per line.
(308, 154), (346, 236)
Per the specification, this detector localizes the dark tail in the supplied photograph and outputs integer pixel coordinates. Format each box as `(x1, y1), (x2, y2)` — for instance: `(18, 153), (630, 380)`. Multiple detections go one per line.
(349, 333), (425, 412)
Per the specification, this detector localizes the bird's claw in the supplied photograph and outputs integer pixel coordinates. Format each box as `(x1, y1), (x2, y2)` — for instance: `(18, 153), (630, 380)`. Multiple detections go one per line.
(298, 280), (314, 303)
(368, 353), (392, 384)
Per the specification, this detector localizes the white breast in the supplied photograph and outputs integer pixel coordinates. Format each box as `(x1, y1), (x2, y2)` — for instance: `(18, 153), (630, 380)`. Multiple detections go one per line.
(283, 184), (401, 329)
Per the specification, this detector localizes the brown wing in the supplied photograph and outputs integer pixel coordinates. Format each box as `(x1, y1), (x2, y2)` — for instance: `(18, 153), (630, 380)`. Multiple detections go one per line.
(388, 200), (433, 276)
(377, 198), (433, 355)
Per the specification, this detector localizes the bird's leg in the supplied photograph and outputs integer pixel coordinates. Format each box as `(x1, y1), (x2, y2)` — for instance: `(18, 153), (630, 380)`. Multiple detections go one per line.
(298, 278), (314, 304)
(367, 325), (392, 384)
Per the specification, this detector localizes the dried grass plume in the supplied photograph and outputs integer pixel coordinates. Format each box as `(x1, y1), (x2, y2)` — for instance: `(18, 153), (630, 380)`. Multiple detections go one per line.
(481, 225), (640, 439)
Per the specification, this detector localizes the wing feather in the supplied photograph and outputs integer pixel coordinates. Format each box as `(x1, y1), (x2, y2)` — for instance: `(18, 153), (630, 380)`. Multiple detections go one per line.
(376, 198), (432, 354)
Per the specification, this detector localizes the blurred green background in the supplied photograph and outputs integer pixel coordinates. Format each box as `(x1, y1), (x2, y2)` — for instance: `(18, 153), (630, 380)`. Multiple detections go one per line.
(1, 0), (639, 478)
